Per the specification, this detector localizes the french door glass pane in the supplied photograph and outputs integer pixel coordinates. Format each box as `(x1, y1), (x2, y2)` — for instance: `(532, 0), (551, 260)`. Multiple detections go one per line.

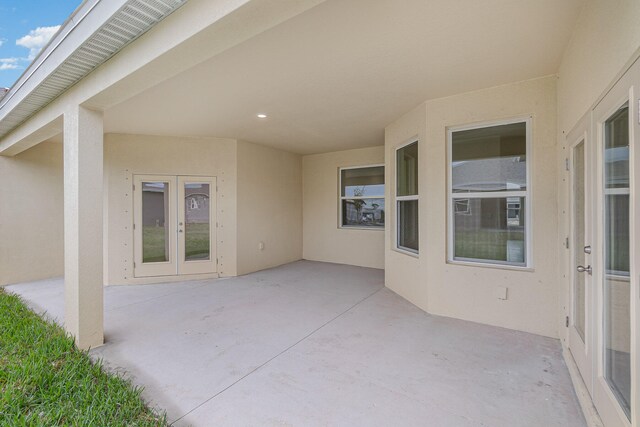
(397, 142), (418, 196)
(398, 199), (418, 252)
(603, 103), (631, 418)
(573, 141), (586, 341)
(453, 197), (525, 265)
(142, 182), (170, 263)
(184, 183), (211, 261)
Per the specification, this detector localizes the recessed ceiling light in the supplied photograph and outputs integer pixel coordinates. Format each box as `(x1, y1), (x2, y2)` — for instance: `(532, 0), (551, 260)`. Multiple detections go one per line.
(257, 113), (267, 119)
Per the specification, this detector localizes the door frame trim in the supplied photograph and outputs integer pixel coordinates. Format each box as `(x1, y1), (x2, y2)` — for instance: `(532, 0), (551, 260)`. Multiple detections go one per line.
(591, 64), (637, 427)
(132, 174), (218, 279)
(133, 174), (177, 278)
(567, 116), (594, 396)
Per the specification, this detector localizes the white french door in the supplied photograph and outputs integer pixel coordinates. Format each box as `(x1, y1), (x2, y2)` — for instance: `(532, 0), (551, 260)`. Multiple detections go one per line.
(568, 118), (594, 396)
(590, 57), (639, 427)
(133, 175), (217, 278)
(177, 176), (217, 275)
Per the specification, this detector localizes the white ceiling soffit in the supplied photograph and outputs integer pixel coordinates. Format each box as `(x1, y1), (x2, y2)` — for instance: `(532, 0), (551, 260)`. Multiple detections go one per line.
(104, 0), (583, 155)
(0, 0), (187, 140)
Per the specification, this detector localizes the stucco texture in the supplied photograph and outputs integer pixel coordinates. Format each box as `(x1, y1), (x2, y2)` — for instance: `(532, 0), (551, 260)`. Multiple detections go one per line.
(385, 76), (560, 338)
(303, 146), (385, 269)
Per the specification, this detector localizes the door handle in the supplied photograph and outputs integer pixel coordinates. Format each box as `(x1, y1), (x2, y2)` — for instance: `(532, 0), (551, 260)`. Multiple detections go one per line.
(577, 265), (592, 275)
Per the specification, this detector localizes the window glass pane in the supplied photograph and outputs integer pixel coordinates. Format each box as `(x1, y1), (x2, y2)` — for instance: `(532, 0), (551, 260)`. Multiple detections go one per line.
(452, 122), (526, 193)
(397, 142), (418, 196)
(603, 103), (630, 418)
(341, 166), (384, 197)
(142, 182), (169, 263)
(573, 141), (586, 341)
(398, 200), (418, 252)
(453, 197), (525, 265)
(342, 198), (384, 227)
(184, 183), (211, 261)
(605, 104), (629, 188)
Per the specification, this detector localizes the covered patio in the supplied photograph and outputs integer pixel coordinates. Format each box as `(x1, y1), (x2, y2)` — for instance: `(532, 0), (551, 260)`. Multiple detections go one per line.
(8, 261), (584, 426)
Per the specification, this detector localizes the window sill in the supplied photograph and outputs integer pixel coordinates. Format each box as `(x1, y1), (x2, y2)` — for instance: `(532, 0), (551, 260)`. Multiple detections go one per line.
(339, 226), (385, 231)
(392, 247), (419, 258)
(447, 259), (534, 272)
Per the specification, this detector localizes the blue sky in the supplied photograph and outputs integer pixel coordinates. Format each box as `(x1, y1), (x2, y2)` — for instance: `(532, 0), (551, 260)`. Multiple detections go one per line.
(0, 0), (82, 88)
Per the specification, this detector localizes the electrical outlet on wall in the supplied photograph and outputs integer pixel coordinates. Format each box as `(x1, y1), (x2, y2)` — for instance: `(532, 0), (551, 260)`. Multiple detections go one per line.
(258, 241), (265, 251)
(494, 286), (508, 300)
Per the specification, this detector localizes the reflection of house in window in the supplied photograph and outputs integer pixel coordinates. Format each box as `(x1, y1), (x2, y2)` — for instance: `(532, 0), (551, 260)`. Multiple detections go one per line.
(454, 199), (471, 215)
(343, 199), (385, 225)
(184, 186), (210, 224)
(450, 121), (529, 266)
(506, 197), (521, 225)
(451, 157), (526, 193)
(142, 182), (168, 227)
(340, 165), (385, 228)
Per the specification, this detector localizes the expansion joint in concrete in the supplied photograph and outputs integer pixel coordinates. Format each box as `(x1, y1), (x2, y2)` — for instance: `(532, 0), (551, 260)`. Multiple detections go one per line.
(173, 286), (383, 423)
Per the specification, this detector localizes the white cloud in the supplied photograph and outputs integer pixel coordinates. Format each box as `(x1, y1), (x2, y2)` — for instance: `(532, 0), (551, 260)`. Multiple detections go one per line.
(16, 25), (60, 59)
(0, 58), (19, 70)
(0, 39), (5, 48)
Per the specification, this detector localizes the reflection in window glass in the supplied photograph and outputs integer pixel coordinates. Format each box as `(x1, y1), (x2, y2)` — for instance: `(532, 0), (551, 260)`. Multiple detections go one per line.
(397, 142), (418, 196)
(340, 166), (385, 228)
(573, 141), (586, 341)
(450, 121), (528, 266)
(452, 122), (526, 193)
(184, 183), (211, 261)
(142, 182), (169, 263)
(398, 199), (418, 252)
(605, 106), (629, 189)
(341, 167), (384, 197)
(453, 197), (525, 264)
(342, 198), (385, 228)
(396, 141), (419, 253)
(454, 199), (470, 215)
(603, 103), (631, 419)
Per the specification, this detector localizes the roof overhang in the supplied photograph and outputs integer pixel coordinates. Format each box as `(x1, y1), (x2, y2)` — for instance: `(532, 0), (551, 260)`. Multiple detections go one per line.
(0, 0), (326, 156)
(0, 0), (188, 141)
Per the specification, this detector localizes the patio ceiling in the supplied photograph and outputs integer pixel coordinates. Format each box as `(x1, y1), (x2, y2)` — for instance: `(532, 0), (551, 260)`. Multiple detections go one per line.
(103, 0), (584, 155)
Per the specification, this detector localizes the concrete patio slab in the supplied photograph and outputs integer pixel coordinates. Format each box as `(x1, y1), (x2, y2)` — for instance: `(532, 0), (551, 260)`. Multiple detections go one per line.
(6, 261), (585, 426)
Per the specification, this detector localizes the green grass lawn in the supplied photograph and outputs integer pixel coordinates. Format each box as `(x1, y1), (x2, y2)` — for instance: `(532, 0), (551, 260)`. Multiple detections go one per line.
(143, 224), (210, 263)
(454, 229), (524, 262)
(0, 288), (167, 426)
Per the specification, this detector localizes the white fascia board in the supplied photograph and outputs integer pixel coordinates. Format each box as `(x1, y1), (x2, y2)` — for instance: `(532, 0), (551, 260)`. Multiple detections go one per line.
(0, 0), (189, 150)
(0, 0), (127, 118)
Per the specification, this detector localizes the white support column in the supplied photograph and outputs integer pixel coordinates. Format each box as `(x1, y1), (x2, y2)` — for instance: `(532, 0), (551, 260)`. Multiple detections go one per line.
(63, 105), (104, 350)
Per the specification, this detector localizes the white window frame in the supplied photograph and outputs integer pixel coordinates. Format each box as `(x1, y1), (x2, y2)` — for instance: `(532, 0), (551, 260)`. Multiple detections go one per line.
(447, 117), (533, 269)
(338, 164), (385, 230)
(395, 139), (419, 256)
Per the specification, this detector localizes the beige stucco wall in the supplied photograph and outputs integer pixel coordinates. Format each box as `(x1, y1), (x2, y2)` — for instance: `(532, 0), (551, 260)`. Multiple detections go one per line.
(556, 0), (640, 345)
(104, 133), (238, 284)
(236, 140), (303, 275)
(384, 103), (428, 307)
(558, 0), (640, 134)
(385, 76), (559, 338)
(302, 147), (385, 269)
(0, 141), (64, 285)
